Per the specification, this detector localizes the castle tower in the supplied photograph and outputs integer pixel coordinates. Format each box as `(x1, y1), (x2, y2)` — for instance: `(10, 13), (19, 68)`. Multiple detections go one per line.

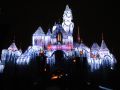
(62, 5), (74, 34)
(90, 43), (100, 58)
(8, 42), (18, 51)
(99, 33), (109, 58)
(32, 26), (45, 47)
(52, 22), (57, 32)
(100, 33), (109, 51)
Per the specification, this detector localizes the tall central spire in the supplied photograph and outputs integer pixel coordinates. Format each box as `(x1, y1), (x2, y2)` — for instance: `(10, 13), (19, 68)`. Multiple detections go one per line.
(62, 5), (74, 34)
(63, 5), (73, 21)
(65, 5), (71, 13)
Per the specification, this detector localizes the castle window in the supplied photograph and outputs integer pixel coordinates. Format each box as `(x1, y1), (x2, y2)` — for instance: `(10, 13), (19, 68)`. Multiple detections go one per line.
(34, 39), (37, 45)
(57, 32), (62, 43)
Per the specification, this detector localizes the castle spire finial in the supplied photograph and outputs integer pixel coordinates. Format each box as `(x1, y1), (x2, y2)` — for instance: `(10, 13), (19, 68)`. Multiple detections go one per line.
(65, 5), (70, 11)
(77, 26), (80, 43)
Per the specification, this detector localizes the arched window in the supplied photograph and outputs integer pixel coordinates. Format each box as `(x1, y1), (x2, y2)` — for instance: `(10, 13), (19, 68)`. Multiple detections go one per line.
(57, 32), (63, 43)
(34, 39), (37, 45)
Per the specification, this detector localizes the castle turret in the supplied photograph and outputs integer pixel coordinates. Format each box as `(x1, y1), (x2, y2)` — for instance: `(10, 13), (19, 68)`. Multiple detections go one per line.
(45, 29), (51, 46)
(32, 26), (45, 47)
(99, 33), (109, 58)
(90, 43), (100, 58)
(52, 22), (57, 32)
(1, 41), (22, 62)
(62, 5), (74, 34)
(8, 42), (18, 51)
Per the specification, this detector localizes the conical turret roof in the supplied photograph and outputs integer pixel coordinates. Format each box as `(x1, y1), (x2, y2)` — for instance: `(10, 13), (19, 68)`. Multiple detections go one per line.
(8, 42), (18, 51)
(79, 42), (86, 48)
(19, 48), (22, 53)
(100, 40), (109, 51)
(91, 43), (100, 51)
(46, 29), (51, 35)
(65, 5), (71, 11)
(33, 26), (45, 36)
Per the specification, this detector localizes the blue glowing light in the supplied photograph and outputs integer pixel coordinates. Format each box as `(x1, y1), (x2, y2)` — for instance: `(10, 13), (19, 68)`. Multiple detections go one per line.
(0, 5), (117, 73)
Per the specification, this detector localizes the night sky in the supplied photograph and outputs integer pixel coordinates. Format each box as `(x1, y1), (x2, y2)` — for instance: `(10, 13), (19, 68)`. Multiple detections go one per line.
(0, 0), (120, 61)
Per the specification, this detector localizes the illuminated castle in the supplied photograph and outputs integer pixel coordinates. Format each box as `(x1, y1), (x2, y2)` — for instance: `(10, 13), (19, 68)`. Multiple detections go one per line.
(0, 5), (116, 72)
(32, 5), (74, 51)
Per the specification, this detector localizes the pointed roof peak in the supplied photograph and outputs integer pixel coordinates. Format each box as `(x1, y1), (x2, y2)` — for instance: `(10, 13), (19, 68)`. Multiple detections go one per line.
(66, 5), (69, 9)
(8, 42), (18, 51)
(37, 26), (43, 30)
(54, 22), (57, 25)
(91, 43), (100, 51)
(47, 29), (51, 35)
(65, 5), (71, 11)
(33, 26), (45, 36)
(100, 40), (109, 51)
(79, 41), (86, 48)
(100, 32), (109, 51)
(19, 48), (22, 53)
(80, 38), (83, 43)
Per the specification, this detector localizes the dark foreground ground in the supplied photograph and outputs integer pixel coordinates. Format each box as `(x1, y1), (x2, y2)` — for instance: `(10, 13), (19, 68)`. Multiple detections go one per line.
(0, 57), (120, 90)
